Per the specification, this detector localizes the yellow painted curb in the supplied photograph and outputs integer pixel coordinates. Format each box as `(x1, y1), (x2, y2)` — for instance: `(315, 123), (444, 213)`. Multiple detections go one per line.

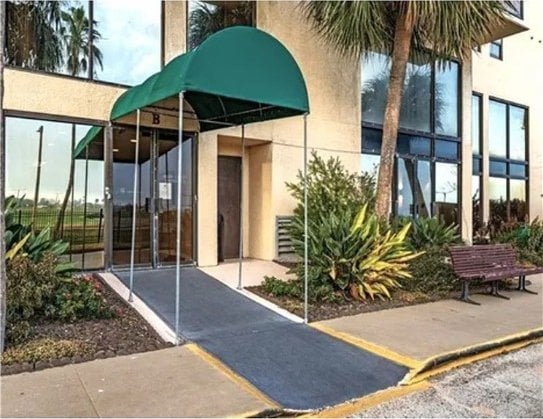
(300, 381), (431, 418)
(186, 343), (280, 410)
(403, 336), (543, 385)
(311, 323), (421, 369)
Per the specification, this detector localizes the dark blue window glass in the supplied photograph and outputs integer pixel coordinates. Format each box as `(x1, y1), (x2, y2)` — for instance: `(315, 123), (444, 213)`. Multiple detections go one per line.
(489, 160), (507, 176)
(509, 163), (527, 178)
(435, 140), (459, 160)
(362, 128), (382, 152)
(472, 157), (481, 175)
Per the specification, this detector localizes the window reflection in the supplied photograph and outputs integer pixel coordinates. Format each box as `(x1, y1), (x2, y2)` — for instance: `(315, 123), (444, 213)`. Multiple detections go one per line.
(509, 179), (527, 222)
(361, 154), (380, 178)
(401, 61), (431, 132)
(6, 117), (104, 269)
(472, 175), (482, 235)
(188, 1), (254, 51)
(489, 177), (507, 223)
(397, 159), (414, 217)
(509, 106), (526, 161)
(489, 100), (507, 157)
(435, 62), (458, 137)
(472, 95), (481, 155)
(94, 0), (161, 85)
(435, 162), (458, 225)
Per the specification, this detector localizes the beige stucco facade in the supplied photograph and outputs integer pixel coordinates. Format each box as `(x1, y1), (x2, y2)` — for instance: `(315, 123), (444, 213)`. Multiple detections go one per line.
(3, 1), (542, 267)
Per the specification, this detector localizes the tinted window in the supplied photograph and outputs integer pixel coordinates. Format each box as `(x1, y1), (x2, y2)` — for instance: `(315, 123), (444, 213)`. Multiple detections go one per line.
(400, 61), (431, 132)
(361, 154), (380, 178)
(509, 163), (527, 178)
(94, 0), (161, 85)
(435, 140), (459, 160)
(472, 94), (481, 155)
(509, 105), (526, 161)
(489, 100), (507, 157)
(188, 1), (254, 50)
(489, 160), (507, 176)
(361, 53), (390, 126)
(472, 157), (481, 175)
(435, 61), (459, 137)
(362, 127), (382, 153)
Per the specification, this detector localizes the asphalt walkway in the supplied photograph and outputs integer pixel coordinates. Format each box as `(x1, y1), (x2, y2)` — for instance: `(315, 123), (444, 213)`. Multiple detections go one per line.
(115, 268), (408, 410)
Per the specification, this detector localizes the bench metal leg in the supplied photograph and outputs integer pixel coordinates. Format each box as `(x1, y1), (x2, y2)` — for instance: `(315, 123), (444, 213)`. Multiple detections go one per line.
(516, 275), (538, 295)
(488, 280), (510, 300)
(457, 282), (481, 305)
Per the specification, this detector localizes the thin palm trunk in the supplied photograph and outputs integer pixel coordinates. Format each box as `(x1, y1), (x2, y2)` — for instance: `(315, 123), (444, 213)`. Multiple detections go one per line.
(54, 123), (76, 239)
(374, 11), (414, 219)
(0, 0), (7, 353)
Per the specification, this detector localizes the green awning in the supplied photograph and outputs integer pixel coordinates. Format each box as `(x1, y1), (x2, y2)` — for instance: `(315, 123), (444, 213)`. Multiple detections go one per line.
(110, 26), (309, 131)
(74, 126), (103, 159)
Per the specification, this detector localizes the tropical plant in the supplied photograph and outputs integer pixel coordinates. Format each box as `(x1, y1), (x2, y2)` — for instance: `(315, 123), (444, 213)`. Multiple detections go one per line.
(494, 219), (543, 266)
(188, 1), (253, 50)
(5, 0), (64, 71)
(405, 248), (457, 296)
(5, 196), (73, 273)
(405, 216), (462, 251)
(302, 1), (510, 219)
(290, 204), (422, 301)
(54, 6), (103, 238)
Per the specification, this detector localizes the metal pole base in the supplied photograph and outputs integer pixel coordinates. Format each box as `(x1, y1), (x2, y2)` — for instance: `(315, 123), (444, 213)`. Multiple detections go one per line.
(487, 280), (510, 300)
(515, 276), (538, 295)
(456, 282), (481, 305)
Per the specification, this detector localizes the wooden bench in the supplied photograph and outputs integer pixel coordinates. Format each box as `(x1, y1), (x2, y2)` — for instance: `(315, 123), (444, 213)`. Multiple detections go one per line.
(448, 244), (542, 305)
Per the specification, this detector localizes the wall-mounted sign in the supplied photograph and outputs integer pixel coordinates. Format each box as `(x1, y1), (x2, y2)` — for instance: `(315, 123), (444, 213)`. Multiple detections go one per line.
(159, 182), (172, 200)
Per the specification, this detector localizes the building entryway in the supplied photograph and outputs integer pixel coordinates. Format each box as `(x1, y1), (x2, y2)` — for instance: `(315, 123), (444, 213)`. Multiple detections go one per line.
(217, 156), (241, 261)
(110, 126), (196, 268)
(114, 268), (407, 410)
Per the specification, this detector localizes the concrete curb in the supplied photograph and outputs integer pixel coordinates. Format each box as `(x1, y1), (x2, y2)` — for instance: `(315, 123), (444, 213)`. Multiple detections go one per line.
(401, 328), (543, 385)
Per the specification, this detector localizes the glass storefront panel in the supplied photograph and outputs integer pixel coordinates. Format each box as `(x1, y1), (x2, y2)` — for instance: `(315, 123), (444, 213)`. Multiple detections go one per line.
(6, 116), (103, 269)
(361, 52), (390, 126)
(509, 105), (526, 161)
(397, 158), (414, 217)
(471, 95), (481, 155)
(416, 160), (432, 218)
(188, 1), (254, 51)
(509, 179), (527, 222)
(435, 61), (459, 137)
(400, 61), (431, 132)
(472, 175), (482, 235)
(434, 162), (458, 225)
(5, 1), (89, 76)
(489, 100), (507, 157)
(361, 153), (380, 178)
(489, 177), (507, 222)
(94, 0), (161, 85)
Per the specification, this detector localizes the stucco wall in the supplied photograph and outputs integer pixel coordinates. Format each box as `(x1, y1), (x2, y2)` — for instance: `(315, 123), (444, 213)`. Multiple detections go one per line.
(472, 0), (543, 222)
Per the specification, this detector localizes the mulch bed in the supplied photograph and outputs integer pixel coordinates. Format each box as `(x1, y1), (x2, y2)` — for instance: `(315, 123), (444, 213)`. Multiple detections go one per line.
(248, 285), (447, 322)
(1, 276), (175, 376)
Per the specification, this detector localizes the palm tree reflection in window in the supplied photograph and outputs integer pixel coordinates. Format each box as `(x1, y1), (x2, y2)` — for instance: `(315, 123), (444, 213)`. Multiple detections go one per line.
(188, 1), (254, 51)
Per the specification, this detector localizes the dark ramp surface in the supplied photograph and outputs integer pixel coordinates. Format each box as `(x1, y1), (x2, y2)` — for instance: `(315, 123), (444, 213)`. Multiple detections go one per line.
(116, 268), (407, 410)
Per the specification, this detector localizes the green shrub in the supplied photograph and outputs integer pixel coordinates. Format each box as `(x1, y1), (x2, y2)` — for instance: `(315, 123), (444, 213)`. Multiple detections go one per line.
(290, 204), (422, 301)
(405, 249), (457, 296)
(393, 216), (462, 251)
(494, 219), (543, 266)
(6, 255), (113, 345)
(1, 339), (93, 365)
(45, 276), (113, 322)
(6, 254), (60, 344)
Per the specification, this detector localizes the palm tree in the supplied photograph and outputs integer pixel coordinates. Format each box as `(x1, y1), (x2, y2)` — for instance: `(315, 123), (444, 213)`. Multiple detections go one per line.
(54, 6), (103, 239)
(5, 0), (64, 71)
(302, 1), (510, 219)
(188, 1), (253, 50)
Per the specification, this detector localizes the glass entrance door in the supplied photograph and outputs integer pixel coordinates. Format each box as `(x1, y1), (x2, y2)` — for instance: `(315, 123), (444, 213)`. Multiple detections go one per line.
(111, 126), (195, 268)
(396, 157), (432, 218)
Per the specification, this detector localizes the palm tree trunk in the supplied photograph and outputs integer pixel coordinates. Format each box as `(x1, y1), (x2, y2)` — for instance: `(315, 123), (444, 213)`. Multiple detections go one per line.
(374, 11), (414, 219)
(54, 123), (76, 239)
(0, 0), (8, 353)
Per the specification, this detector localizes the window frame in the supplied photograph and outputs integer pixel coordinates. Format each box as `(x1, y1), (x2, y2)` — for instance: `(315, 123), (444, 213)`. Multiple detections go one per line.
(489, 39), (503, 60)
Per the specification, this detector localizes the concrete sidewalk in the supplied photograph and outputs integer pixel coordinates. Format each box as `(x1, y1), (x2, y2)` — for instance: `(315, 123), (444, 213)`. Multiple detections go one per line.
(315, 275), (543, 366)
(0, 345), (271, 418)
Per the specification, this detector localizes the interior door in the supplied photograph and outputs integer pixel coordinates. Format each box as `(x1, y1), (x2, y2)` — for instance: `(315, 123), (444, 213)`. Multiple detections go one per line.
(218, 156), (241, 261)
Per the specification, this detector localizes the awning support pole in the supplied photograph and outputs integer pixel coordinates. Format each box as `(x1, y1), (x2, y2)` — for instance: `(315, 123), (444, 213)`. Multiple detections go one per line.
(175, 92), (185, 346)
(237, 124), (245, 290)
(303, 113), (308, 324)
(128, 109), (141, 303)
